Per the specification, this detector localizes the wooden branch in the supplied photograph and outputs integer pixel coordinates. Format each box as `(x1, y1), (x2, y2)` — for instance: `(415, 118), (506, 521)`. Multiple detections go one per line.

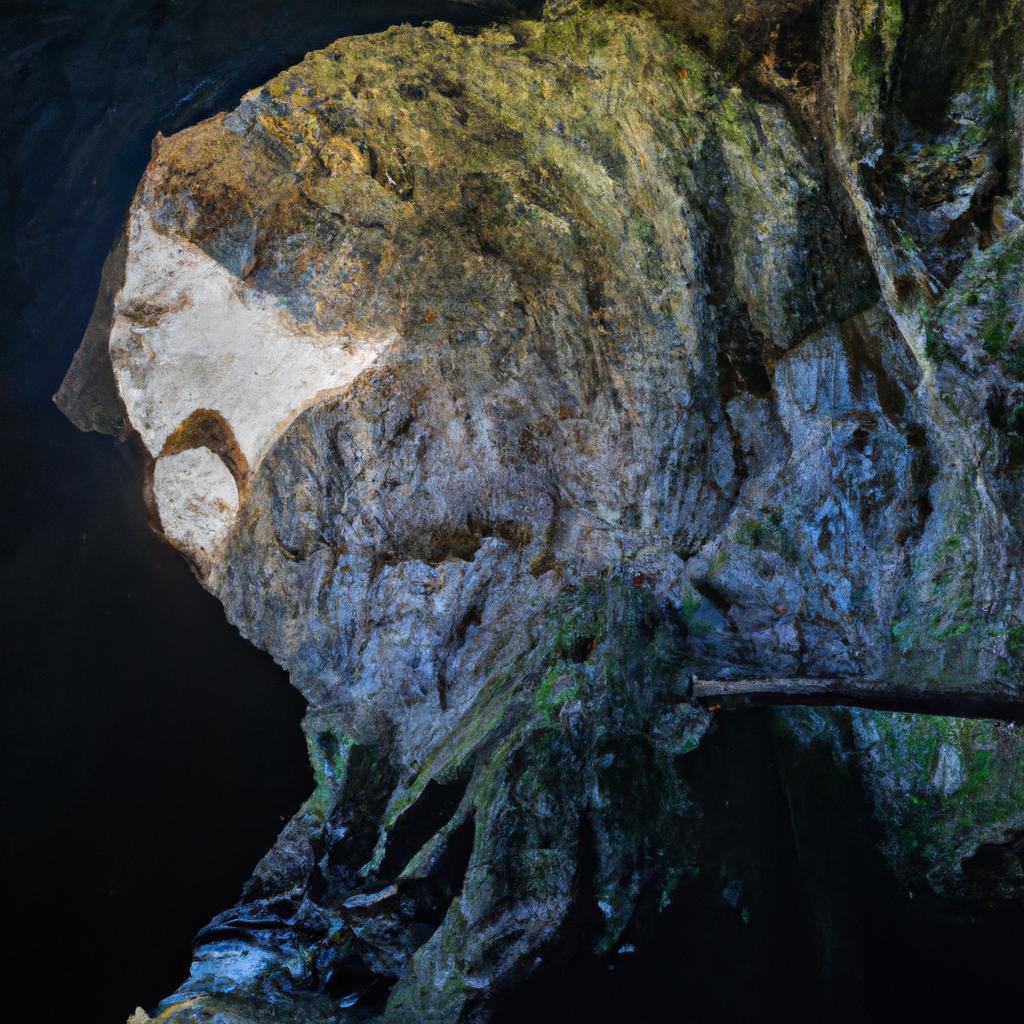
(689, 676), (1024, 722)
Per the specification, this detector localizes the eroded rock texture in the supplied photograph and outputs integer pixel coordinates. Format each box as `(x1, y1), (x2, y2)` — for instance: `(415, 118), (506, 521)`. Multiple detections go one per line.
(59, 1), (1024, 1020)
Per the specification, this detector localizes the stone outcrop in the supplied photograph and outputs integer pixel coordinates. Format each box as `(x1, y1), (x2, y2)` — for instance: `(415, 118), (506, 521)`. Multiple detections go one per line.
(58, 1), (1024, 1020)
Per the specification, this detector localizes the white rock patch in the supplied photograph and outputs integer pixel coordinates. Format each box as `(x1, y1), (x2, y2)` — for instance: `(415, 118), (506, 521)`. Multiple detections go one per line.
(152, 448), (239, 569)
(109, 209), (394, 566)
(931, 741), (964, 796)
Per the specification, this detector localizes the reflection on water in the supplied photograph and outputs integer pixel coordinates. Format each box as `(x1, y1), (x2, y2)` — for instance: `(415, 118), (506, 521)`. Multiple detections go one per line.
(500, 712), (1024, 1022)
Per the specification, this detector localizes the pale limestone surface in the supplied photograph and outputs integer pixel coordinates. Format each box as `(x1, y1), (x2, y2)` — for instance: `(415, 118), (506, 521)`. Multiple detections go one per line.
(931, 741), (964, 797)
(109, 209), (394, 567)
(152, 448), (239, 568)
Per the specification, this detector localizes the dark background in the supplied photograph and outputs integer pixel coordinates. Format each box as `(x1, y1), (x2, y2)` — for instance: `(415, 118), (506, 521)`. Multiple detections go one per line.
(0, 3), (523, 1021)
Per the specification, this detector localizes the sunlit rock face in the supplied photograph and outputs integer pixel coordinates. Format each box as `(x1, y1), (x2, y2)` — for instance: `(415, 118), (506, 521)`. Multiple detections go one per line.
(106, 204), (395, 571)
(58, 1), (1024, 1021)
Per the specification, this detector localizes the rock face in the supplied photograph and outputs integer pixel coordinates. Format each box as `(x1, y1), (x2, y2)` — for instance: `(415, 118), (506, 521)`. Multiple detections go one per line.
(58, 1), (1024, 1021)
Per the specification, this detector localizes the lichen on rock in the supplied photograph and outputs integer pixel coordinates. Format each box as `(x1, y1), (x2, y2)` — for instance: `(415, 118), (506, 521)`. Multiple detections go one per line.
(777, 705), (1024, 905)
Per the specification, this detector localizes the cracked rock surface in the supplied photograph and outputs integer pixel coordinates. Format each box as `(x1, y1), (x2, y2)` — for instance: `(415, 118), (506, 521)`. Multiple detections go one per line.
(59, 1), (1024, 1020)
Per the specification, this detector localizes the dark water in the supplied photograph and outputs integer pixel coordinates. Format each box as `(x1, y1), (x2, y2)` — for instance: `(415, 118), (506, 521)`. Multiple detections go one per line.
(4, 3), (1024, 1023)
(0, 3), (523, 1022)
(501, 712), (1024, 1023)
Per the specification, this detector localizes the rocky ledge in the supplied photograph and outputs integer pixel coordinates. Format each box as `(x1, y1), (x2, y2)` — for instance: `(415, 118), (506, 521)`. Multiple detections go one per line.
(59, 1), (1024, 1021)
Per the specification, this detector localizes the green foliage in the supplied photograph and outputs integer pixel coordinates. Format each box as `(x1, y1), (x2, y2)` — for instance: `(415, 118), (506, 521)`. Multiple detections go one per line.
(678, 588), (711, 638)
(867, 711), (1024, 881)
(709, 547), (729, 576)
(633, 217), (655, 243)
(850, 35), (885, 112)
(926, 233), (1023, 372)
(847, 0), (904, 116)
(736, 507), (798, 563)
(923, 302), (950, 363)
(983, 318), (1013, 356)
(304, 723), (356, 818)
(887, 475), (998, 687)
(1007, 623), (1024, 657)
(895, 225), (917, 258)
(975, 235), (1023, 376)
(533, 664), (587, 723)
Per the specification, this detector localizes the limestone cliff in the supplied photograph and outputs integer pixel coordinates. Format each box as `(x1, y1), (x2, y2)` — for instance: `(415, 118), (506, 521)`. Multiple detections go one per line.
(58, 1), (1024, 1021)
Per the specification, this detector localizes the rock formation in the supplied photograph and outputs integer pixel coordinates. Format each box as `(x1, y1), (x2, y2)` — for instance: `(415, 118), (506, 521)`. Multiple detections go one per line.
(58, 1), (1024, 1020)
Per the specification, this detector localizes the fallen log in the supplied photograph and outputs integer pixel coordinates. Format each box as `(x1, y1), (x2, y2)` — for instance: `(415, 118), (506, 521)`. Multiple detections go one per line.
(689, 676), (1024, 722)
